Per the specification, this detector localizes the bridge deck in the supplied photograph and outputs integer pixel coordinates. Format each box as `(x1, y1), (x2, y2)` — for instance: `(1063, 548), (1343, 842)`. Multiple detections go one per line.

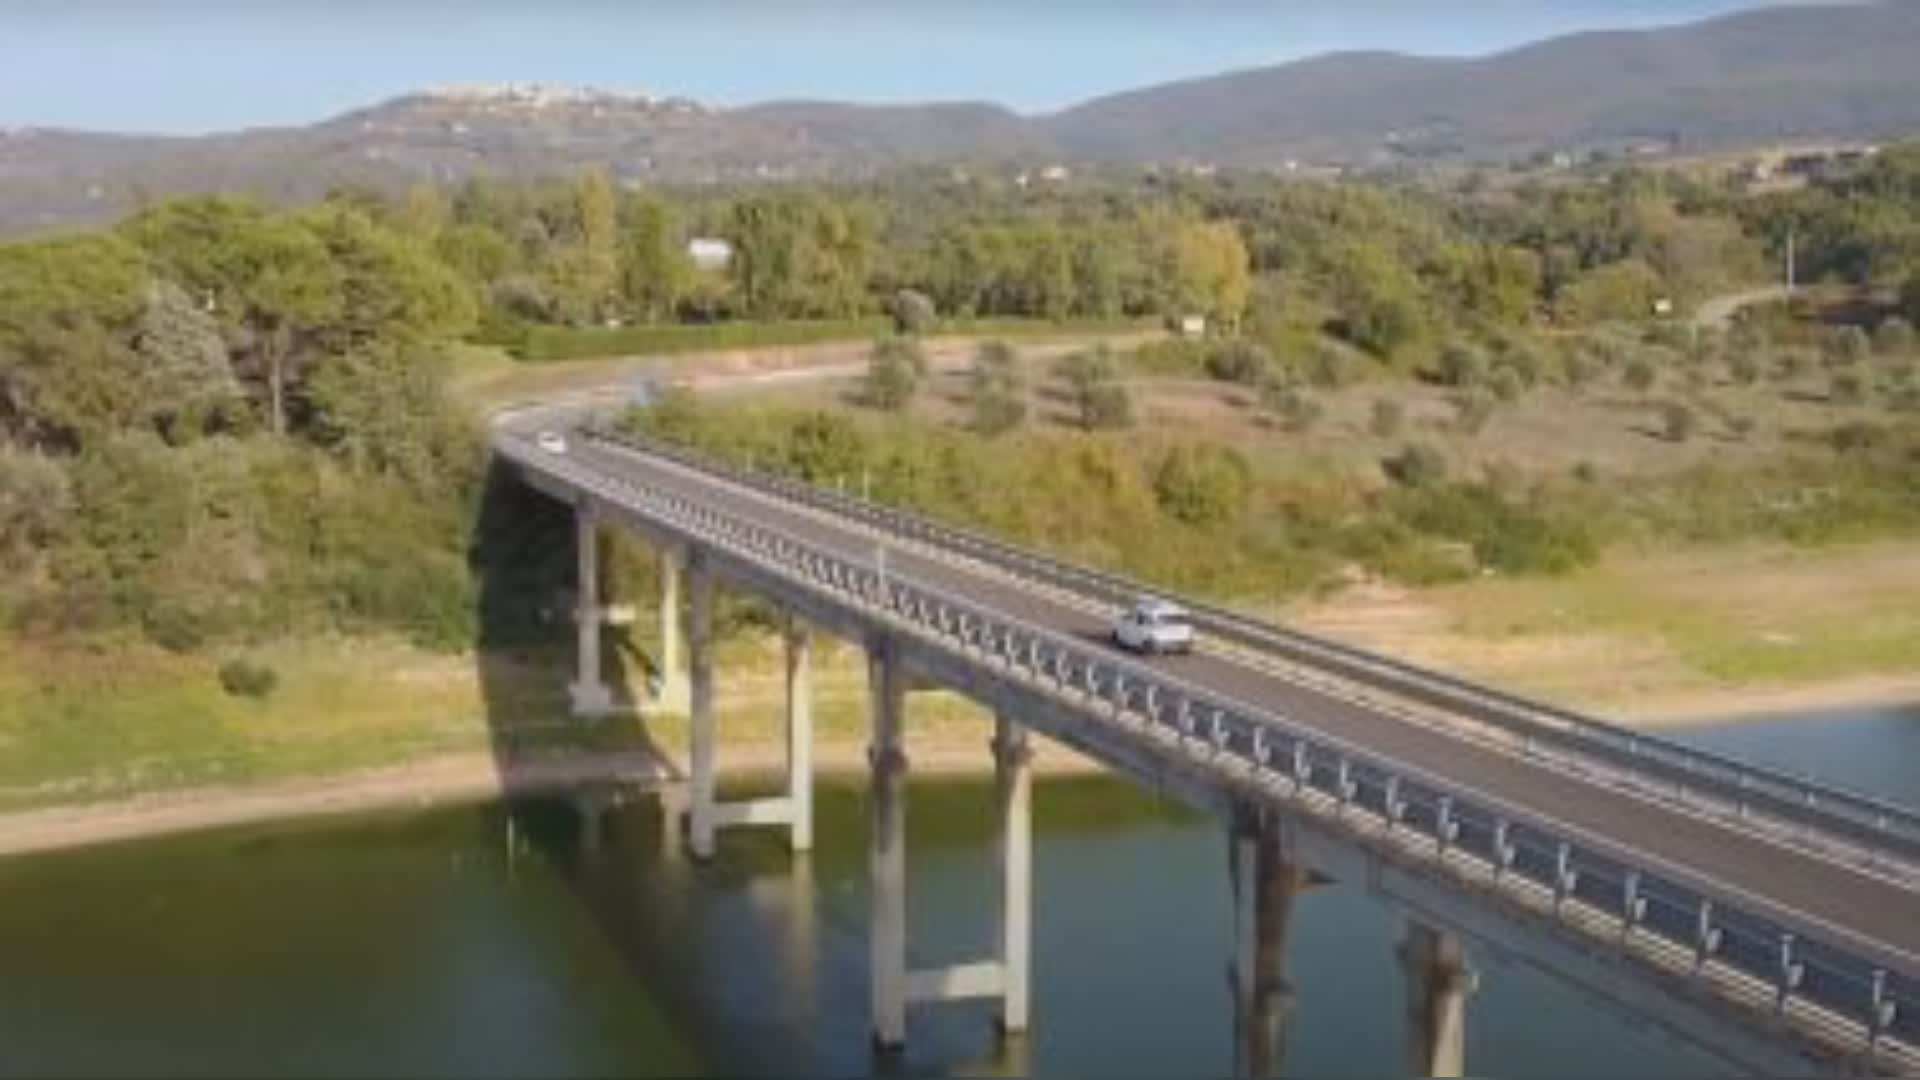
(570, 438), (1920, 962)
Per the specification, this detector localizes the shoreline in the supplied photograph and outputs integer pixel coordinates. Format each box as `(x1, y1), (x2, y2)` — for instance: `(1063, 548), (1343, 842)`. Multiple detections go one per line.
(2, 671), (1915, 860)
(0, 736), (1104, 860)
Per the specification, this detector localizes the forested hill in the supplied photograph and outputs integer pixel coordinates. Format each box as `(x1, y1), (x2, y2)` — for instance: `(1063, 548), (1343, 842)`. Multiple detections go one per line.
(6, 1), (1920, 233)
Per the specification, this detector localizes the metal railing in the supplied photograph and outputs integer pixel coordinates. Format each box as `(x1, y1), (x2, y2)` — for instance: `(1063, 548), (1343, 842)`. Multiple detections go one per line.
(505, 432), (1916, 1067)
(584, 428), (1920, 878)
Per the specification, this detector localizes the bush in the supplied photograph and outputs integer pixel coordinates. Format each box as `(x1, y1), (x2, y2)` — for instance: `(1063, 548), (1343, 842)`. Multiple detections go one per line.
(1437, 343), (1489, 388)
(1875, 316), (1916, 356)
(1261, 381), (1321, 432)
(1307, 345), (1357, 389)
(1662, 402), (1696, 443)
(1825, 325), (1872, 367)
(218, 658), (279, 699)
(863, 339), (921, 410)
(1487, 366), (1525, 403)
(1369, 398), (1405, 438)
(1727, 415), (1757, 441)
(1830, 372), (1866, 405)
(1152, 443), (1252, 526)
(1204, 339), (1271, 385)
(1726, 352), (1760, 385)
(973, 387), (1026, 436)
(1383, 443), (1447, 488)
(1623, 359), (1657, 392)
(1453, 392), (1496, 436)
(1083, 384), (1135, 430)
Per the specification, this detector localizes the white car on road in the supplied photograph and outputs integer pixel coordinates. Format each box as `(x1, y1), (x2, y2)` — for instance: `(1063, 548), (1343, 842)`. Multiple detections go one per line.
(1111, 597), (1196, 655)
(536, 430), (569, 454)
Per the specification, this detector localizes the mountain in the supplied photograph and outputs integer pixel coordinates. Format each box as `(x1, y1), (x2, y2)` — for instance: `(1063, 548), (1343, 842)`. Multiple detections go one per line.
(1046, 0), (1920, 162)
(4, 2), (1920, 234)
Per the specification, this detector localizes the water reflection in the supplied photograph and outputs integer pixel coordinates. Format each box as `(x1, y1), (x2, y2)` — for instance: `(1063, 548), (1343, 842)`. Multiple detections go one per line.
(3, 703), (1915, 1077)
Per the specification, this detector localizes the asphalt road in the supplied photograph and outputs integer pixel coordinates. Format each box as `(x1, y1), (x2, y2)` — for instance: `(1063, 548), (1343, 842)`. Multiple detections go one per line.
(554, 436), (1920, 965)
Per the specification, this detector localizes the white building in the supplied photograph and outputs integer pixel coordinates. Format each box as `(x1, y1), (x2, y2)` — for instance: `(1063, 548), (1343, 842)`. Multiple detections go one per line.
(687, 238), (733, 272)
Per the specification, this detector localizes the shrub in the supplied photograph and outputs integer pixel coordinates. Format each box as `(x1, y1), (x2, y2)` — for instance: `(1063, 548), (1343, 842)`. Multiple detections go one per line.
(1726, 352), (1760, 385)
(1487, 366), (1525, 403)
(1623, 359), (1657, 392)
(1437, 343), (1489, 388)
(973, 387), (1026, 436)
(863, 339), (921, 410)
(1830, 372), (1866, 405)
(1204, 339), (1271, 385)
(1728, 415), (1757, 441)
(1083, 384), (1135, 430)
(1824, 325), (1871, 367)
(1306, 344), (1356, 389)
(1152, 443), (1252, 526)
(1261, 381), (1321, 432)
(1662, 402), (1696, 443)
(1453, 391), (1496, 436)
(1370, 398), (1405, 438)
(1875, 316), (1916, 356)
(1383, 443), (1447, 488)
(218, 658), (279, 699)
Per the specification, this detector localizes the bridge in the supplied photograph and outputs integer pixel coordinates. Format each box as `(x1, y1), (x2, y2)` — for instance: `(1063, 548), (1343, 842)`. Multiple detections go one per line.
(492, 410), (1919, 1077)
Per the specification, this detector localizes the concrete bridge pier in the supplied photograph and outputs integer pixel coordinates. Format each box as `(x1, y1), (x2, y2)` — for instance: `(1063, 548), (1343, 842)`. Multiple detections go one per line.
(1229, 814), (1303, 1078)
(1400, 920), (1476, 1078)
(567, 501), (615, 719)
(683, 562), (816, 861)
(992, 713), (1033, 1035)
(866, 644), (1032, 1053)
(652, 543), (689, 712)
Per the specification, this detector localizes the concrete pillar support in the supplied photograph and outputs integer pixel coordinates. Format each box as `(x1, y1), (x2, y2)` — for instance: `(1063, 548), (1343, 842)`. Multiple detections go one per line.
(653, 544), (689, 711)
(868, 637), (910, 1051)
(1230, 815), (1303, 1078)
(687, 549), (717, 860)
(567, 502), (614, 719)
(786, 616), (815, 853)
(993, 714), (1033, 1034)
(1400, 920), (1475, 1078)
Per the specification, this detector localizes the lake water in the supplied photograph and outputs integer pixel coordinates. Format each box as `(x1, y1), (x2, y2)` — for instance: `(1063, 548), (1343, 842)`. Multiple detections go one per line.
(1, 703), (1915, 1077)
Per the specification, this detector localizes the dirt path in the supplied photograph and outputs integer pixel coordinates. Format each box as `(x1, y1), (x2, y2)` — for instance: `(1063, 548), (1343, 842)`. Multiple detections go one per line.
(1691, 284), (1790, 330)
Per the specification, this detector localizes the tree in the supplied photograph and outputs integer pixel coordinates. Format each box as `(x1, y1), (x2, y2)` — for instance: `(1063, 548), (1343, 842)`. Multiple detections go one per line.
(1155, 218), (1252, 328)
(618, 193), (689, 323)
(0, 444), (71, 571)
(133, 279), (241, 441)
(1152, 443), (1251, 526)
(1055, 346), (1132, 430)
(892, 289), (937, 336)
(970, 341), (1025, 435)
(862, 338), (921, 411)
(0, 231), (152, 449)
(123, 197), (344, 436)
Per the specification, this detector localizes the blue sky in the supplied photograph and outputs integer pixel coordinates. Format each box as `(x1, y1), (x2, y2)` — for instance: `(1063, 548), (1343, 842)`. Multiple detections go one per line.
(0, 0), (1814, 133)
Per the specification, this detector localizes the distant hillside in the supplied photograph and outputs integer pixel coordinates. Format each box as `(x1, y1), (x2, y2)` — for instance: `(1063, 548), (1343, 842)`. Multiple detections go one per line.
(4, 1), (1920, 234)
(1047, 0), (1920, 162)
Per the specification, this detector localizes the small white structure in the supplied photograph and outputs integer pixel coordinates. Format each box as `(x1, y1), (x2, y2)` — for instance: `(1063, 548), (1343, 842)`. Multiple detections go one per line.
(687, 237), (733, 272)
(1652, 297), (1675, 317)
(1177, 314), (1207, 337)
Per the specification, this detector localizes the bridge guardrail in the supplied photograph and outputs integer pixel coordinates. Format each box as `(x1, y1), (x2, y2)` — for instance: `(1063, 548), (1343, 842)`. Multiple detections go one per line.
(506, 431), (1916, 1066)
(583, 428), (1920, 877)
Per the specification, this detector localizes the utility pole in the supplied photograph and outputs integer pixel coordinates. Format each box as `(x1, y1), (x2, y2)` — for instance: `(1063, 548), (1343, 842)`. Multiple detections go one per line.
(1785, 225), (1797, 295)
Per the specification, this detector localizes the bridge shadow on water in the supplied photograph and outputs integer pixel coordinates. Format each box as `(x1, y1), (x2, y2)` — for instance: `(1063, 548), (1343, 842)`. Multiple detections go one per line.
(468, 458), (1033, 1078)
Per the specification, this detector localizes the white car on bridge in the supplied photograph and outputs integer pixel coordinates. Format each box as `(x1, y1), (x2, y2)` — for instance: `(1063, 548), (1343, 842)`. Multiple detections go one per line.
(1111, 597), (1196, 655)
(536, 430), (569, 454)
